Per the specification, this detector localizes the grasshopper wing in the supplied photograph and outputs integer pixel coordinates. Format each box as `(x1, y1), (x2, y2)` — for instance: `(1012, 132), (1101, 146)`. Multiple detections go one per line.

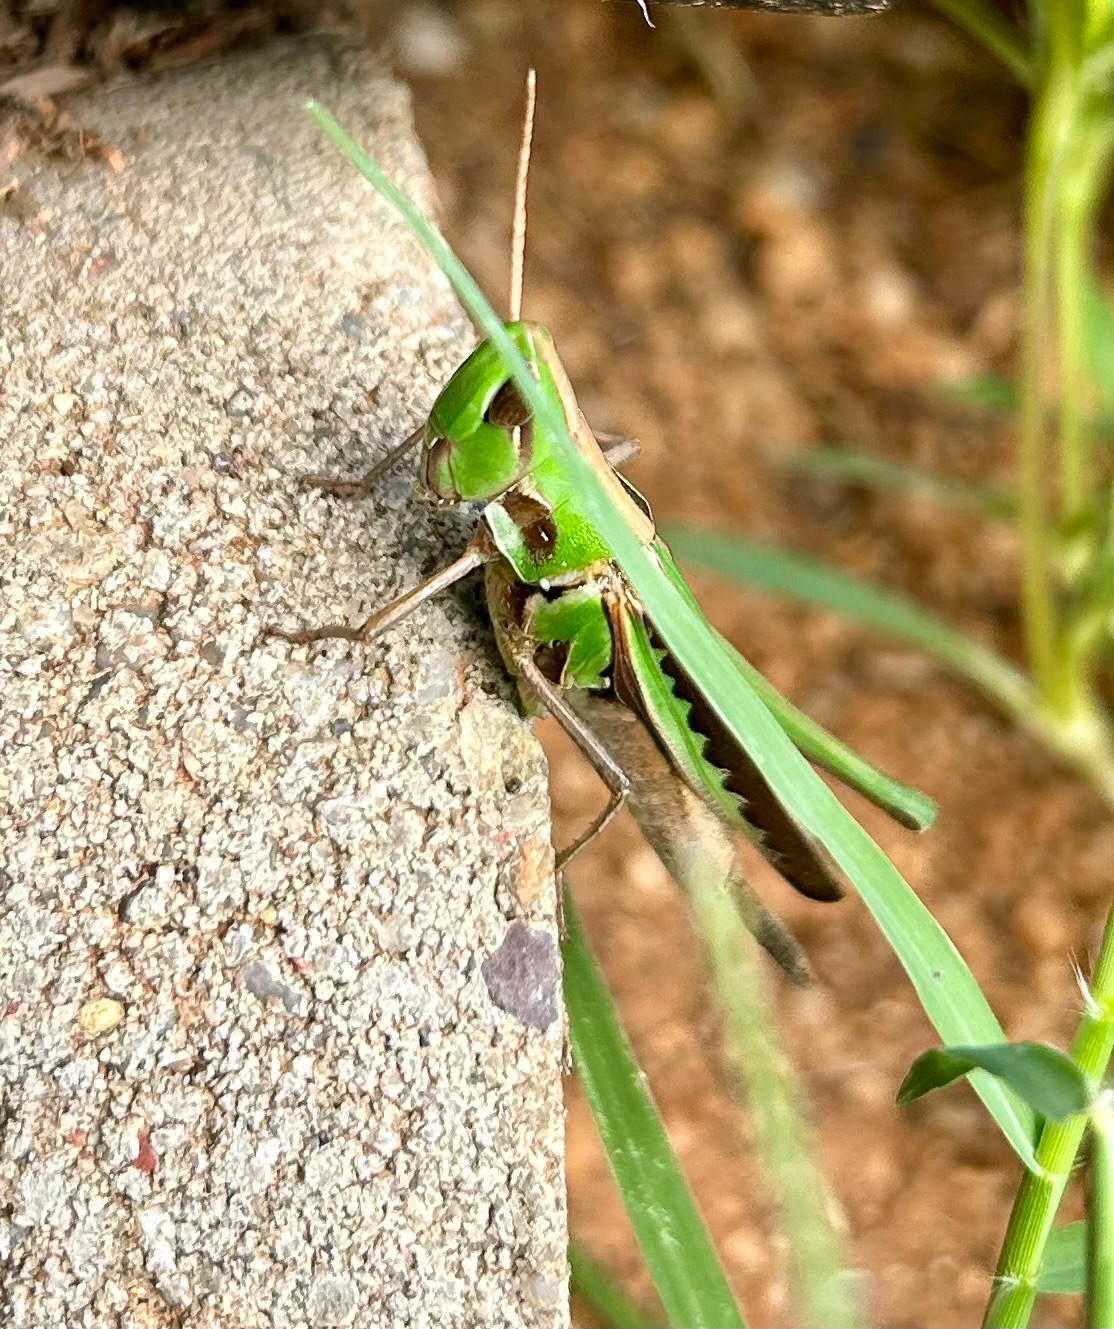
(608, 563), (844, 903)
(569, 692), (813, 984)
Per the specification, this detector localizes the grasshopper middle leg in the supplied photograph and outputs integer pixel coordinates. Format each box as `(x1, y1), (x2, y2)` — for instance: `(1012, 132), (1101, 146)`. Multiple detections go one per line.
(269, 537), (490, 646)
(515, 654), (630, 871)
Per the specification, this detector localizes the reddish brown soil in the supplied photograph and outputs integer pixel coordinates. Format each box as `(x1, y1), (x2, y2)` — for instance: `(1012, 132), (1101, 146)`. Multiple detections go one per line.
(407, 6), (1113, 1326)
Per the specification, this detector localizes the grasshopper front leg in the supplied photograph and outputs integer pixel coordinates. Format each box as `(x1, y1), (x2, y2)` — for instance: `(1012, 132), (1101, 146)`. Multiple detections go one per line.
(302, 423), (426, 500)
(269, 532), (493, 646)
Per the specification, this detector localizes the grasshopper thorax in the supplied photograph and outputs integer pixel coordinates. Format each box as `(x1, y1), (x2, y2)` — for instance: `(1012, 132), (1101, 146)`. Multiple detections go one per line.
(419, 320), (546, 505)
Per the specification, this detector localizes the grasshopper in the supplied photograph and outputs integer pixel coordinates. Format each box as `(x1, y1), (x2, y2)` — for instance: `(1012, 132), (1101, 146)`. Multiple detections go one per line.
(274, 76), (930, 982)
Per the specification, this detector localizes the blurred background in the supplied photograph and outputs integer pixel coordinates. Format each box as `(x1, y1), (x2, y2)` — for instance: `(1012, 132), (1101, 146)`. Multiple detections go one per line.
(5, 2), (1111, 1324)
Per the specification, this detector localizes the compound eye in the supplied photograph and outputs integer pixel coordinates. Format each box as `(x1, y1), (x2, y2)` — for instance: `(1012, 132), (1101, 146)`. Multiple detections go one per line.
(422, 436), (454, 495)
(484, 380), (532, 429)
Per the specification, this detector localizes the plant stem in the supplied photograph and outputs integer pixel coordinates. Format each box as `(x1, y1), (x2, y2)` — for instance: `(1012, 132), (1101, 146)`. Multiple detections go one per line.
(982, 904), (1114, 1328)
(1024, 704), (1114, 811)
(1056, 121), (1093, 525)
(1088, 1096), (1114, 1328)
(1018, 71), (1074, 716)
(925, 0), (1034, 87)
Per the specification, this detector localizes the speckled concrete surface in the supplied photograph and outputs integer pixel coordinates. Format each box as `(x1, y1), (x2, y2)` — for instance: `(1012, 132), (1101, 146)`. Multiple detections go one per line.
(0, 39), (567, 1329)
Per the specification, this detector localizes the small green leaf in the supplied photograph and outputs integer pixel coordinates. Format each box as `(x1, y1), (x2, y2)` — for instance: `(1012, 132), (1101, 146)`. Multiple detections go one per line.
(563, 888), (746, 1329)
(939, 372), (1020, 413)
(1037, 1221), (1087, 1294)
(898, 1042), (1093, 1121)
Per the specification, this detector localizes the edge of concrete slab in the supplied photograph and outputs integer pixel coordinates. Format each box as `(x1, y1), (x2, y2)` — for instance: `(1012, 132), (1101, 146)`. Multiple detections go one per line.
(1, 37), (568, 1329)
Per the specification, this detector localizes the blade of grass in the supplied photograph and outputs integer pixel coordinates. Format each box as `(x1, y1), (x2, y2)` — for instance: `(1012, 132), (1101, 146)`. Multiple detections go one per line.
(782, 447), (1018, 522)
(563, 886), (746, 1329)
(663, 527), (1032, 721)
(939, 373), (1022, 413)
(923, 0), (1033, 86)
(723, 635), (937, 830)
(307, 105), (1038, 1170)
(652, 535), (936, 829)
(569, 1241), (664, 1329)
(684, 858), (860, 1328)
(936, 374), (1113, 437)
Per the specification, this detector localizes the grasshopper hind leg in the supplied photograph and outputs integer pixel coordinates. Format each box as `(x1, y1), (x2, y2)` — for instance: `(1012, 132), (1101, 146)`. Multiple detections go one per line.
(596, 432), (641, 471)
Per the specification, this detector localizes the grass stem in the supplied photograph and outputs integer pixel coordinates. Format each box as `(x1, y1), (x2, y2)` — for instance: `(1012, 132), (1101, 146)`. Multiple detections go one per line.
(1088, 1097), (1114, 1328)
(1018, 73), (1073, 715)
(983, 904), (1114, 1328)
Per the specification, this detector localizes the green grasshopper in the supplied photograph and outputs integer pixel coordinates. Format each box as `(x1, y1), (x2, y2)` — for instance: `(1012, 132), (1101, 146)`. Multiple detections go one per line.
(274, 77), (933, 982)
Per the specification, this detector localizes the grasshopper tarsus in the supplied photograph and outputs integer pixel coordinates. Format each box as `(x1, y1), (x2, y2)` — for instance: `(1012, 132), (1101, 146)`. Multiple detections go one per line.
(555, 778), (629, 872)
(267, 622), (368, 645)
(301, 473), (368, 499)
(265, 541), (491, 652)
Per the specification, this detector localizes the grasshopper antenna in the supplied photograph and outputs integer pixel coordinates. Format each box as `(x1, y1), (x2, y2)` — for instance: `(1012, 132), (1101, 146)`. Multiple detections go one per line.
(509, 68), (536, 323)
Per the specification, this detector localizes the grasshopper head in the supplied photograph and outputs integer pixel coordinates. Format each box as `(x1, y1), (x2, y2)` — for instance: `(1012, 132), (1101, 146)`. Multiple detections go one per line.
(419, 321), (544, 504)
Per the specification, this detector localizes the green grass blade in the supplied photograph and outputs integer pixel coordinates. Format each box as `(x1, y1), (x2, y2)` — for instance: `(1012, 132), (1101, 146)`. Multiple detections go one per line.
(923, 0), (1033, 86)
(599, 550), (1038, 1170)
(569, 1241), (664, 1329)
(938, 370), (1114, 438)
(722, 636), (937, 830)
(307, 106), (1038, 1170)
(664, 527), (1033, 723)
(939, 372), (1022, 413)
(783, 447), (1018, 522)
(685, 861), (860, 1328)
(650, 538), (936, 830)
(563, 888), (746, 1329)
(1037, 1222), (1086, 1294)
